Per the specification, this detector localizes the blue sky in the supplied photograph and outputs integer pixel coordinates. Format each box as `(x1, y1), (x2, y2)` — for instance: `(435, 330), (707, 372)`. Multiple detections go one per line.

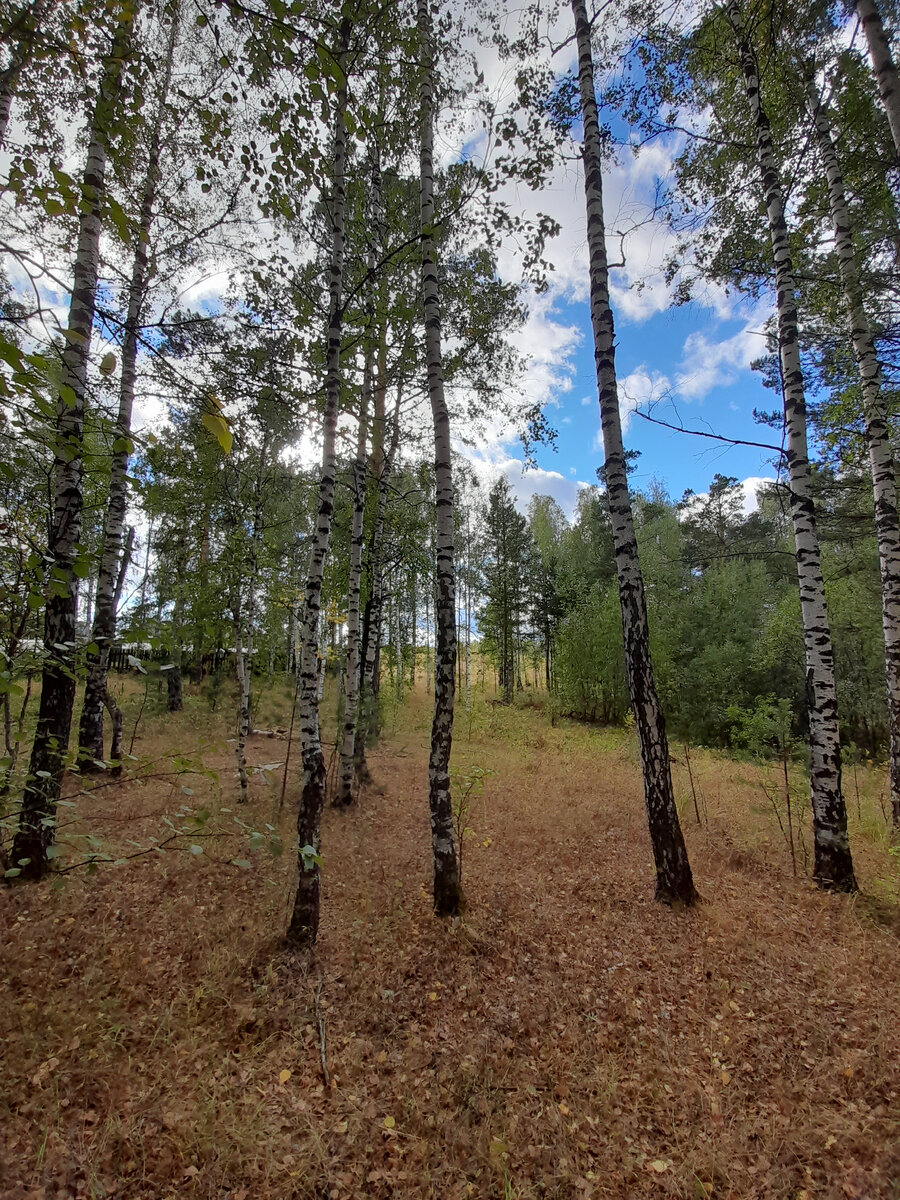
(459, 14), (784, 519)
(535, 292), (782, 506)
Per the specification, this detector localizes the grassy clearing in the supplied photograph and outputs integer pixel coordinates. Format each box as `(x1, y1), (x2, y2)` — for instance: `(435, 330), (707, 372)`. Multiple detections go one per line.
(2, 673), (899, 1198)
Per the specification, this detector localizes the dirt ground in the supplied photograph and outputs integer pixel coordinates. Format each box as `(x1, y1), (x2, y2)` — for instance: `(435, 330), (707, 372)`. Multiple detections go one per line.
(2, 680), (900, 1199)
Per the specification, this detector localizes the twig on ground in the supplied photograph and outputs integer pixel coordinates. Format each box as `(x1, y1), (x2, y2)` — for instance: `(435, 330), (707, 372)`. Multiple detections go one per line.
(315, 972), (330, 1086)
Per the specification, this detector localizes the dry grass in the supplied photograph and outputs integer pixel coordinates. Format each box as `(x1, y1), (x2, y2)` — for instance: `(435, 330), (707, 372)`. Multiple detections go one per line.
(2, 676), (900, 1199)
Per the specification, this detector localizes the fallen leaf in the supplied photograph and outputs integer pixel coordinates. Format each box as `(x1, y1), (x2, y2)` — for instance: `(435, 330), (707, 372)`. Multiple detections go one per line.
(279, 1069), (291, 1084)
(649, 1159), (669, 1173)
(383, 1115), (396, 1129)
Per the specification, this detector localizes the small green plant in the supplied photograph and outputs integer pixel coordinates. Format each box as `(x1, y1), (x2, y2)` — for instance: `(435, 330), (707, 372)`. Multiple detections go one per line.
(727, 696), (805, 875)
(450, 764), (494, 883)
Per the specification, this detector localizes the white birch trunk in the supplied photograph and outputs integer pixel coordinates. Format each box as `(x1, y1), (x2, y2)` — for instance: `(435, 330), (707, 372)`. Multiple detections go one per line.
(418, 0), (460, 917)
(79, 8), (178, 765)
(572, 0), (697, 904)
(807, 82), (900, 829)
(287, 21), (349, 949)
(335, 349), (370, 806)
(856, 0), (900, 159)
(14, 12), (136, 877)
(726, 0), (856, 889)
(232, 434), (268, 804)
(0, 0), (53, 149)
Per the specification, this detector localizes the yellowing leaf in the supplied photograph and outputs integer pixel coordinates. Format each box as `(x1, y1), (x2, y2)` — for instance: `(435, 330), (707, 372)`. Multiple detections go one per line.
(201, 411), (233, 455)
(720, 1070), (730, 1085)
(278, 1069), (291, 1084)
(383, 1115), (395, 1129)
(428, 991), (438, 1001)
(649, 1160), (668, 1173)
(99, 352), (117, 376)
(824, 1135), (836, 1150)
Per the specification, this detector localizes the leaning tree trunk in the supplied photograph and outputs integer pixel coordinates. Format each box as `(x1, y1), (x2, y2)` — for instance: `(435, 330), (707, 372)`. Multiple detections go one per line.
(335, 335), (371, 805)
(286, 21), (349, 950)
(808, 83), (900, 829)
(12, 12), (135, 880)
(726, 0), (856, 889)
(572, 0), (697, 905)
(856, 0), (900, 160)
(418, 0), (461, 918)
(79, 8), (178, 767)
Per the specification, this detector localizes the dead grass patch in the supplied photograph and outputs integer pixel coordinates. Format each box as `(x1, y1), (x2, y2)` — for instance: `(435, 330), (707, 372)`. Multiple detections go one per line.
(1, 681), (899, 1198)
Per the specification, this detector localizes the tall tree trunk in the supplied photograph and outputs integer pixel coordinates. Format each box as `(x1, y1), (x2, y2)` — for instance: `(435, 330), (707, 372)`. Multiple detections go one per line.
(418, 0), (461, 917)
(79, 8), (178, 767)
(425, 587), (431, 694)
(286, 21), (350, 950)
(355, 363), (400, 784)
(167, 538), (185, 712)
(726, 0), (856, 890)
(572, 0), (697, 905)
(807, 81), (900, 830)
(856, 0), (900, 159)
(335, 352), (370, 806)
(232, 435), (268, 804)
(12, 11), (135, 880)
(0, 0), (53, 149)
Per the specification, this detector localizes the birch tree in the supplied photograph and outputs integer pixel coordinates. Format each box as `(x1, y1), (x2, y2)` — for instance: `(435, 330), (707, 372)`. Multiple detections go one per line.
(723, 0), (856, 890)
(12, 4), (138, 879)
(855, 0), (900, 157)
(572, 0), (698, 905)
(78, 7), (179, 768)
(806, 77), (900, 829)
(286, 16), (351, 950)
(418, 0), (461, 918)
(335, 347), (370, 807)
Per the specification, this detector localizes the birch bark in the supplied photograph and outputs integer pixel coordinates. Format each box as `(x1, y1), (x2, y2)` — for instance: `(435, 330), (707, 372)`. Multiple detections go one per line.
(572, 0), (697, 904)
(856, 0), (900, 159)
(13, 8), (137, 878)
(725, 0), (856, 889)
(286, 20), (350, 949)
(356, 380), (401, 783)
(232, 434), (268, 804)
(418, 0), (461, 917)
(0, 0), (53, 149)
(79, 9), (178, 766)
(807, 81), (900, 829)
(335, 348), (371, 806)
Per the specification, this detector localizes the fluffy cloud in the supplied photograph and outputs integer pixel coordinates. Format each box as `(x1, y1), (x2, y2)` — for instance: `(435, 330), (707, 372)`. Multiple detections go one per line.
(466, 448), (589, 518)
(675, 303), (771, 401)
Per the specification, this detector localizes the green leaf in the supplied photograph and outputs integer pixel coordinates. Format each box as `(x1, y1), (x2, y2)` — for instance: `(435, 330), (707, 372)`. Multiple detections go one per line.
(231, 858), (252, 869)
(299, 844), (322, 871)
(189, 844), (204, 856)
(4, 867), (22, 878)
(99, 352), (117, 376)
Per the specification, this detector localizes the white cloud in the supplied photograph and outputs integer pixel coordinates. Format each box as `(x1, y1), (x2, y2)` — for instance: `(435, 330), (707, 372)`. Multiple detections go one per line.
(674, 302), (772, 401)
(592, 366), (671, 447)
(466, 448), (589, 519)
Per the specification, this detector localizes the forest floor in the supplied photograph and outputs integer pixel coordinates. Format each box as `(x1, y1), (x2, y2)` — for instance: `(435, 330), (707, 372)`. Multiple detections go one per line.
(2, 674), (900, 1200)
